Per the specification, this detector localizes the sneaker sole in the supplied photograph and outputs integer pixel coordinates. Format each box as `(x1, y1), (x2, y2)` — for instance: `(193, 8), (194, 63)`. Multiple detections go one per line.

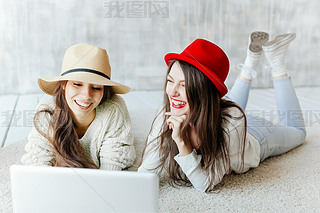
(262, 33), (296, 52)
(249, 31), (269, 54)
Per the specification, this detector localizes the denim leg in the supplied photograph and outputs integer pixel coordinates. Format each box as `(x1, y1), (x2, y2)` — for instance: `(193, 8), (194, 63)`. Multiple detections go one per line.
(247, 77), (306, 161)
(247, 115), (306, 161)
(227, 77), (252, 110)
(273, 77), (306, 136)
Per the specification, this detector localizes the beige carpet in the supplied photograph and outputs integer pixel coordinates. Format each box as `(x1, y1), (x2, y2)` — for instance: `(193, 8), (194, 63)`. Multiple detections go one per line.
(1, 125), (320, 212)
(1, 88), (320, 212)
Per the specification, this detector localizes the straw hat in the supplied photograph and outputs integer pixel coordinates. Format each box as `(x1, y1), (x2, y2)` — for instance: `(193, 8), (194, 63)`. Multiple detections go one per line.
(164, 38), (229, 97)
(38, 43), (130, 95)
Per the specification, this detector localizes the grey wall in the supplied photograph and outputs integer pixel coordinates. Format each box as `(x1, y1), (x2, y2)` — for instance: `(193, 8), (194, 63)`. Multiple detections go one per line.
(0, 0), (320, 95)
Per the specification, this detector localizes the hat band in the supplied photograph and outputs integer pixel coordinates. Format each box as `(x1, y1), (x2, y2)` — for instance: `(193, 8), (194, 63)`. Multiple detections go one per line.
(61, 68), (110, 80)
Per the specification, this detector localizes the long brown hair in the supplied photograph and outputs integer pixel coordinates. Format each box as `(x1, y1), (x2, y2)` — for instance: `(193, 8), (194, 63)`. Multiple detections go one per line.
(145, 60), (246, 192)
(34, 81), (114, 169)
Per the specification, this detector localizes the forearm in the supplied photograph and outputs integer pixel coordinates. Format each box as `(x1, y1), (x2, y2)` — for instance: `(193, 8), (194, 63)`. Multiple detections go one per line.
(100, 138), (136, 169)
(174, 151), (216, 192)
(138, 139), (162, 174)
(176, 142), (193, 157)
(100, 163), (122, 170)
(21, 140), (55, 166)
(21, 127), (56, 166)
(138, 151), (162, 174)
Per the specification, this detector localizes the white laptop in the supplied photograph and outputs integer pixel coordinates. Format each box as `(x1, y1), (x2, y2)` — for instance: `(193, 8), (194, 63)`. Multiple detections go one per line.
(10, 165), (159, 213)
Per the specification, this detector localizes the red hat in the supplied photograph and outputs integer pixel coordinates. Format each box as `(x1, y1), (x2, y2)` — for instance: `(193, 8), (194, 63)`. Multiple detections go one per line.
(164, 38), (229, 97)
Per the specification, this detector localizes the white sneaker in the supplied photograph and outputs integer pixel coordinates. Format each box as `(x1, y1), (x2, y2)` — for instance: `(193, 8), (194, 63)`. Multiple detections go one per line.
(262, 33), (296, 77)
(262, 33), (296, 52)
(240, 31), (269, 80)
(248, 31), (269, 56)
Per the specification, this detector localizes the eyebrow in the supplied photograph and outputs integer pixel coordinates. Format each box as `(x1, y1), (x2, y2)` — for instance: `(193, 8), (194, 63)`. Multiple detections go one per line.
(167, 74), (185, 82)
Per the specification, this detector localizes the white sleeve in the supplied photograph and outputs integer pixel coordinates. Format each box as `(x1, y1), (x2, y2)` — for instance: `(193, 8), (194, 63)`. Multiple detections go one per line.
(174, 151), (225, 192)
(137, 134), (161, 174)
(21, 100), (56, 166)
(99, 96), (136, 170)
(138, 115), (163, 174)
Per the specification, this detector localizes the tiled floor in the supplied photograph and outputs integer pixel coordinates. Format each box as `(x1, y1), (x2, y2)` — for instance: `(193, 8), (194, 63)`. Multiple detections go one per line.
(1, 87), (319, 147)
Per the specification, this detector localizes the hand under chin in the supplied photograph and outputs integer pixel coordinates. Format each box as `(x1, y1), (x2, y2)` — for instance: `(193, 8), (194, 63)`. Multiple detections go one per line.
(170, 108), (189, 116)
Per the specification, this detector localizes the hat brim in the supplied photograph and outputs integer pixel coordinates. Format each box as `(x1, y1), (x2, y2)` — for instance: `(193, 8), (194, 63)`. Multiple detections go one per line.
(164, 53), (228, 97)
(38, 72), (130, 95)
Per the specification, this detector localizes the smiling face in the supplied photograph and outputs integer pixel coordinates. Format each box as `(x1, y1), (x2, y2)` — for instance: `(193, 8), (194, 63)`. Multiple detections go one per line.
(166, 62), (190, 116)
(64, 80), (104, 122)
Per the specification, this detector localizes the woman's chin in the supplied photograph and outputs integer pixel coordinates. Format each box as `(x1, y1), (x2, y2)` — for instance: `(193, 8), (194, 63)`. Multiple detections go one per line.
(170, 107), (189, 116)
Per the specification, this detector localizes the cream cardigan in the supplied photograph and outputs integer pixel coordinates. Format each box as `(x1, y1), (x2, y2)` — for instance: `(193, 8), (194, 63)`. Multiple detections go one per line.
(21, 95), (135, 170)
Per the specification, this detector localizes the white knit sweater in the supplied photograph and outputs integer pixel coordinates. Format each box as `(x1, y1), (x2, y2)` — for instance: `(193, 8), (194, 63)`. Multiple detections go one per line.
(21, 95), (135, 170)
(138, 107), (260, 192)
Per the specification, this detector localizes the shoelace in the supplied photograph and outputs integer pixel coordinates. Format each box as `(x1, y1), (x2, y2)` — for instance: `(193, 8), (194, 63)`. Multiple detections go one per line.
(237, 64), (257, 79)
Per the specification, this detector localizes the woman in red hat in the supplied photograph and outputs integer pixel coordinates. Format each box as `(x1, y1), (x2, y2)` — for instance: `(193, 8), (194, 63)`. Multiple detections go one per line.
(138, 33), (306, 192)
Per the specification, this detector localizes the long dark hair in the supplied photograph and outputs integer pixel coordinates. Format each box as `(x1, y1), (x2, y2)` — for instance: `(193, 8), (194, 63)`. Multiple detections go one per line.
(34, 81), (114, 168)
(144, 60), (246, 192)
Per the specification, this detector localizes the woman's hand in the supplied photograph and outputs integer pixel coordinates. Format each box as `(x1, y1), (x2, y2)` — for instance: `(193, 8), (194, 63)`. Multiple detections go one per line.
(165, 112), (193, 156)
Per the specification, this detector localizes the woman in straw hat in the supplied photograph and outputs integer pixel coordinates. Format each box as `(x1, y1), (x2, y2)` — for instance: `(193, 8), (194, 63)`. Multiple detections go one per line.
(21, 43), (135, 170)
(138, 33), (306, 192)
